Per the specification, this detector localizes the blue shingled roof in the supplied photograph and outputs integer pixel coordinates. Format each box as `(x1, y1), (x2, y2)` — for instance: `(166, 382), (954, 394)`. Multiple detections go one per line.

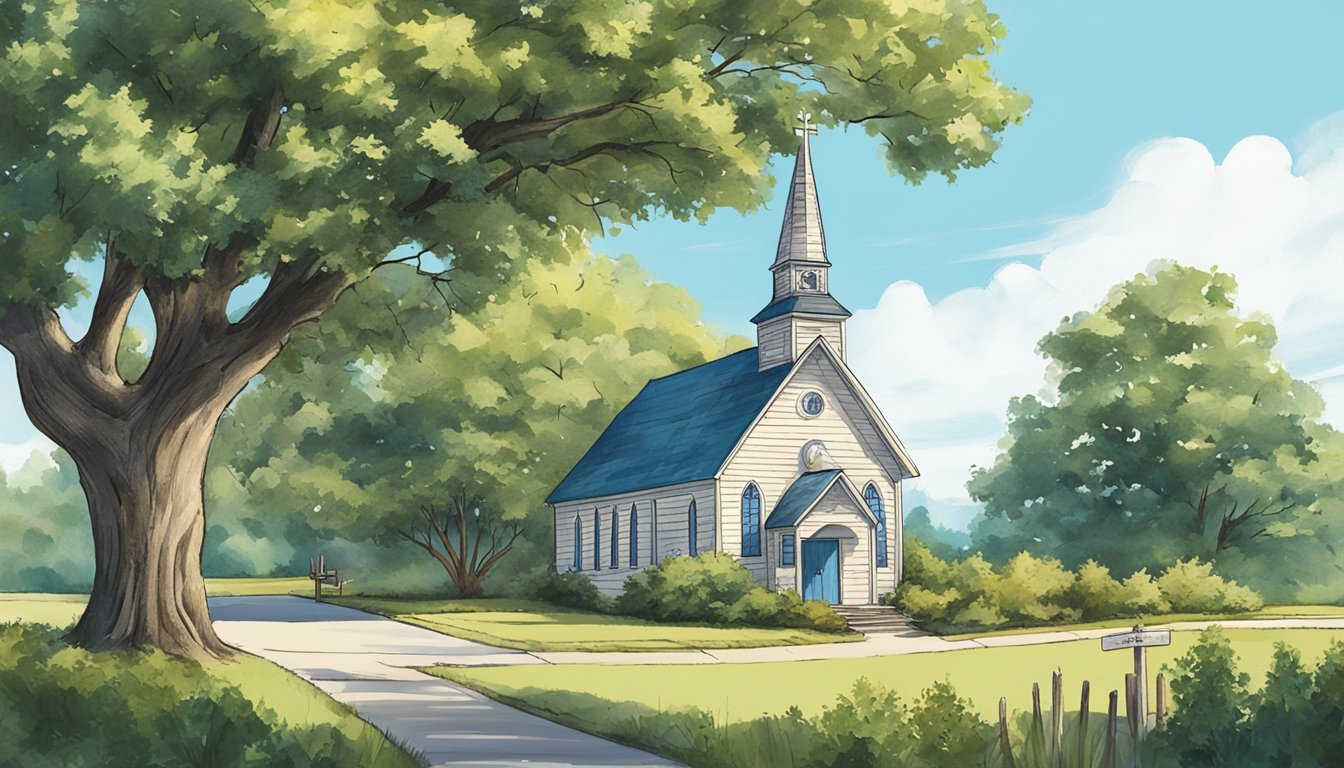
(750, 293), (852, 324)
(547, 348), (792, 504)
(764, 470), (844, 529)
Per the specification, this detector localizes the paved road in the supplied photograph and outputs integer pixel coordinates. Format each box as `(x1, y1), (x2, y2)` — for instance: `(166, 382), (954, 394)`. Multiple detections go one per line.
(211, 596), (680, 768)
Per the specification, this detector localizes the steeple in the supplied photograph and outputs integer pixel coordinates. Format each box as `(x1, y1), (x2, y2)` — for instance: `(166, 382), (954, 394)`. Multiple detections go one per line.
(752, 113), (851, 371)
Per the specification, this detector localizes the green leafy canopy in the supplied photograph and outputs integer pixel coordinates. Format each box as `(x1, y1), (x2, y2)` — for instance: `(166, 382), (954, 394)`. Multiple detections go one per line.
(969, 262), (1344, 600)
(1, 0), (1029, 313)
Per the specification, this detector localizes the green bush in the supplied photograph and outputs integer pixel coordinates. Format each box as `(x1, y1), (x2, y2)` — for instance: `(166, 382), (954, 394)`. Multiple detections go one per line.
(527, 568), (613, 613)
(615, 553), (846, 632)
(1155, 559), (1264, 613)
(888, 539), (1264, 632)
(808, 678), (993, 767)
(1153, 628), (1344, 766)
(0, 623), (419, 768)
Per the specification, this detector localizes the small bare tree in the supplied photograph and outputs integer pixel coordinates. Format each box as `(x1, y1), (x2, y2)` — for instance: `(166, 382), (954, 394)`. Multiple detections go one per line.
(398, 489), (524, 598)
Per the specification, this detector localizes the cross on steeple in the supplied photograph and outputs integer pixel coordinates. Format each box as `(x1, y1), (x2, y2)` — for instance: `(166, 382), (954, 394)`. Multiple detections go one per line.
(795, 111), (818, 138)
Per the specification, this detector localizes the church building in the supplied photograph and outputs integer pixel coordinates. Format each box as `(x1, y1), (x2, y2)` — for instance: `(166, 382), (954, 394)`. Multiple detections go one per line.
(546, 118), (919, 605)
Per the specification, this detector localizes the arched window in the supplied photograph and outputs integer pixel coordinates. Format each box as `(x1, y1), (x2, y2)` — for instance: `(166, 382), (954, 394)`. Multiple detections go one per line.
(593, 510), (601, 570)
(864, 483), (888, 568)
(610, 508), (619, 568)
(741, 484), (762, 557)
(688, 499), (699, 556)
(629, 505), (639, 568)
(572, 516), (583, 572)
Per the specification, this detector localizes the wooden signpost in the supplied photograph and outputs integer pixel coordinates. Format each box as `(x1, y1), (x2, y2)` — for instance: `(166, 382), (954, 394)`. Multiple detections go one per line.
(308, 554), (342, 602)
(1100, 626), (1171, 737)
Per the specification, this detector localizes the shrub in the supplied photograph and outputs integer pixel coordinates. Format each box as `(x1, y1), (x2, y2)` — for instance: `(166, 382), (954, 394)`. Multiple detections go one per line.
(807, 678), (993, 767)
(527, 568), (612, 612)
(0, 623), (417, 768)
(615, 553), (846, 632)
(888, 540), (1263, 632)
(1156, 559), (1264, 613)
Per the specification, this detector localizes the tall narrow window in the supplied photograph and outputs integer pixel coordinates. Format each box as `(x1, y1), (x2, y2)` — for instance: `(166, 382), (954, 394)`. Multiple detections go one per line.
(741, 484), (762, 557)
(629, 505), (639, 568)
(593, 510), (601, 570)
(610, 508), (619, 568)
(688, 499), (699, 556)
(572, 516), (583, 572)
(781, 533), (795, 566)
(864, 483), (888, 568)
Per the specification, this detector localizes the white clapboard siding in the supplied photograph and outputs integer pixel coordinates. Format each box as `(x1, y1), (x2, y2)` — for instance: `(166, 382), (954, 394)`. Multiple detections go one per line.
(719, 350), (901, 596)
(768, 529), (798, 592)
(793, 317), (844, 359)
(553, 480), (715, 597)
(797, 484), (873, 605)
(757, 318), (793, 370)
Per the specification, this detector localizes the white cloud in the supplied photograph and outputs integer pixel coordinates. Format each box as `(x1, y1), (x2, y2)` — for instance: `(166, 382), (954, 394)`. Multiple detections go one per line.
(0, 435), (57, 479)
(851, 115), (1344, 515)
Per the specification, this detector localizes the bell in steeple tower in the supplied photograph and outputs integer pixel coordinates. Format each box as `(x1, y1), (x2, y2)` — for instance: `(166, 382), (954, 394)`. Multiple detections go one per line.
(753, 112), (851, 371)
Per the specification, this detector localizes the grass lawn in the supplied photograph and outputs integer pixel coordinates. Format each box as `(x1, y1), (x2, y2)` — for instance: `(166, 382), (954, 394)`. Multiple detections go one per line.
(327, 595), (862, 652)
(948, 603), (1344, 639)
(432, 626), (1344, 725)
(1, 593), (422, 767)
(204, 575), (312, 596)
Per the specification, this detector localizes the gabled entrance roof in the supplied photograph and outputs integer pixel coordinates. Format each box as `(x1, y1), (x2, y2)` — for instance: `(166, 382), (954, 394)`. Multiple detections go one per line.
(765, 469), (877, 530)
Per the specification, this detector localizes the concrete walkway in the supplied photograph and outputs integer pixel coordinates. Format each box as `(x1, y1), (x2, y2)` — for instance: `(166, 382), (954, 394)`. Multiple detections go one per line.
(531, 616), (1344, 666)
(211, 596), (679, 768)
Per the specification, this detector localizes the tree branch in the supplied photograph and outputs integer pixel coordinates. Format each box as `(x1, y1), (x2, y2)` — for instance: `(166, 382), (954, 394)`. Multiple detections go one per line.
(462, 98), (645, 153)
(484, 140), (684, 194)
(230, 81), (286, 165)
(76, 242), (145, 377)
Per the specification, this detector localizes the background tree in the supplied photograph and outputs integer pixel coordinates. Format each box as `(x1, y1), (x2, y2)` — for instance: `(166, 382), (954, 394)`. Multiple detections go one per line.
(211, 248), (744, 596)
(0, 0), (1028, 657)
(969, 263), (1344, 600)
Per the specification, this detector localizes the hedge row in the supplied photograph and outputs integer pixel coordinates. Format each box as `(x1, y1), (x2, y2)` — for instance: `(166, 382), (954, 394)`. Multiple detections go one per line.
(889, 539), (1264, 632)
(530, 552), (847, 632)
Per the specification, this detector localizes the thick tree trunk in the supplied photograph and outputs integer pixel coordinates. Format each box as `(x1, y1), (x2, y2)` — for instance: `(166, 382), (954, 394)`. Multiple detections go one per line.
(0, 249), (351, 660)
(63, 397), (232, 659)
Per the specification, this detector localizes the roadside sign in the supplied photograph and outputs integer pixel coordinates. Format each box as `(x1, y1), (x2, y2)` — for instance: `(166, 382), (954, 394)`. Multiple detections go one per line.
(1100, 628), (1171, 652)
(1099, 626), (1172, 739)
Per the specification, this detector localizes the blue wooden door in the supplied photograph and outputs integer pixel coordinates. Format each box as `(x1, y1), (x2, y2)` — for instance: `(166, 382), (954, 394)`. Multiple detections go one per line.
(802, 539), (840, 604)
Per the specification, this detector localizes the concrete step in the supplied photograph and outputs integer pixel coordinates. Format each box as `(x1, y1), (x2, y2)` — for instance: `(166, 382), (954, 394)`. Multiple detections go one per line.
(833, 604), (919, 634)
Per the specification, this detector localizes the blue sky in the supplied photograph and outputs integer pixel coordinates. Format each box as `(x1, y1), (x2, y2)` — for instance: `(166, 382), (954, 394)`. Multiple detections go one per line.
(3, 2), (1344, 527)
(598, 1), (1344, 330)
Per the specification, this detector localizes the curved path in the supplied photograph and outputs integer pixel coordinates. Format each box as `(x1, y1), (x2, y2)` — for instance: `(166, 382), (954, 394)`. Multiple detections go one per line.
(212, 596), (1344, 766)
(211, 596), (678, 768)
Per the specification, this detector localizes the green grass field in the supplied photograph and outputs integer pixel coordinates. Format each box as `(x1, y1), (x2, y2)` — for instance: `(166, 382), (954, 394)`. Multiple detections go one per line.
(433, 627), (1344, 724)
(328, 595), (862, 652)
(0, 593), (422, 767)
(948, 604), (1344, 639)
(204, 575), (312, 596)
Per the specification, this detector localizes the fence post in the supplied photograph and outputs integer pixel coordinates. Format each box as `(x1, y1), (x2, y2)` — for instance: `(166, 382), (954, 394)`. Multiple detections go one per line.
(1077, 680), (1091, 768)
(1051, 669), (1064, 767)
(1125, 672), (1139, 744)
(1155, 673), (1168, 730)
(1101, 690), (1118, 768)
(999, 696), (1017, 768)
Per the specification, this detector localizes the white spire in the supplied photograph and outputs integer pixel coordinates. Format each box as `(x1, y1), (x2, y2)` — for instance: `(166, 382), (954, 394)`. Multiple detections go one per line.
(772, 112), (829, 267)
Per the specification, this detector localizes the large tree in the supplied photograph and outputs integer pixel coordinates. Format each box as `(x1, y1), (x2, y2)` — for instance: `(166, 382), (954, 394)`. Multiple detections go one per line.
(969, 263), (1344, 595)
(0, 0), (1028, 657)
(213, 250), (743, 596)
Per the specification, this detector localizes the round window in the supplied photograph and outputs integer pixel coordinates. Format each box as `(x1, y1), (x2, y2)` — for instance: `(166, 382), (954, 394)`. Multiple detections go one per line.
(800, 391), (825, 417)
